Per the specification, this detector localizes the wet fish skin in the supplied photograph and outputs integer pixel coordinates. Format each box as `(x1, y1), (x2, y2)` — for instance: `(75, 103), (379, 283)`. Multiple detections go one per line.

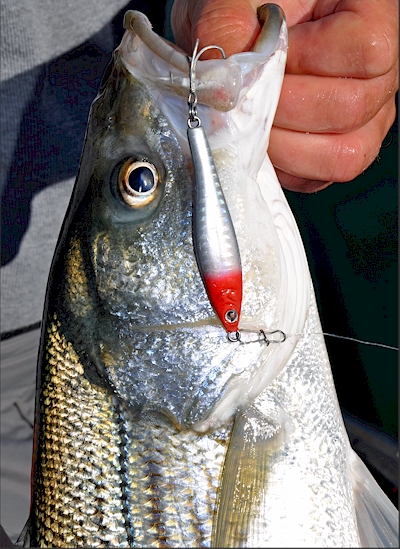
(29, 50), (245, 548)
(34, 316), (231, 547)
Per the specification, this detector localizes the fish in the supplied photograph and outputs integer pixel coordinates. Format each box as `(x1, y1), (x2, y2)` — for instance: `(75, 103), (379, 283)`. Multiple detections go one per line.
(22, 4), (398, 547)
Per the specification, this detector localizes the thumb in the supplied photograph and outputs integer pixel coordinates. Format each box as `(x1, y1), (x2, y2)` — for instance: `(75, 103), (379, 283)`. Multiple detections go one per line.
(171, 0), (261, 58)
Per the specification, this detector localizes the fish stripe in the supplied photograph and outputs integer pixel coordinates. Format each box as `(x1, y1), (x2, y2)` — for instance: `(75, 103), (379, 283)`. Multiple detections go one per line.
(34, 316), (131, 547)
(116, 407), (136, 545)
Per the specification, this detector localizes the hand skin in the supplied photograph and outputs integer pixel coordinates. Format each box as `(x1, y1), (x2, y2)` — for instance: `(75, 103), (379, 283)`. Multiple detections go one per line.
(171, 0), (398, 192)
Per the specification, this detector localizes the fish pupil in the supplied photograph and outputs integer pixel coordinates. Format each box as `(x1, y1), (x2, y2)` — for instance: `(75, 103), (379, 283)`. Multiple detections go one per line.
(128, 166), (154, 193)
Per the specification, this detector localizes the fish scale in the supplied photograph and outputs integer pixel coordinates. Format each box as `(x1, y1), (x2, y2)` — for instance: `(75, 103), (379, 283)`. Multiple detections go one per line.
(244, 290), (360, 547)
(124, 420), (230, 547)
(35, 316), (231, 547)
(35, 317), (130, 547)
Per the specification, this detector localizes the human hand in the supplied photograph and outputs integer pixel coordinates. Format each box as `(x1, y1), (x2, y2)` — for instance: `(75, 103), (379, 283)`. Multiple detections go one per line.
(171, 0), (398, 192)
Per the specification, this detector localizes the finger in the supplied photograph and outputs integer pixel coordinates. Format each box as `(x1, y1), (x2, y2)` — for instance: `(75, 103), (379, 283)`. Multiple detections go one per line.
(286, 0), (398, 78)
(268, 99), (396, 190)
(274, 169), (333, 193)
(274, 65), (398, 133)
(171, 0), (261, 57)
(170, 0), (192, 53)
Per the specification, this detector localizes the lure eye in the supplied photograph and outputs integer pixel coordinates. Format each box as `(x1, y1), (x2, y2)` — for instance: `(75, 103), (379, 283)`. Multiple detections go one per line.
(118, 160), (159, 207)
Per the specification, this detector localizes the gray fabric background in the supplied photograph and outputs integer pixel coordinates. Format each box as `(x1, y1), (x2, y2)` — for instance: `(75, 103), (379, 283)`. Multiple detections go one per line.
(1, 0), (129, 333)
(1, 330), (39, 542)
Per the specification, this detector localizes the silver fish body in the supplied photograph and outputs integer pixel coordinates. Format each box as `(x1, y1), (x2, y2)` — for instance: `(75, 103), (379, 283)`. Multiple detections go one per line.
(29, 54), (233, 547)
(25, 5), (398, 548)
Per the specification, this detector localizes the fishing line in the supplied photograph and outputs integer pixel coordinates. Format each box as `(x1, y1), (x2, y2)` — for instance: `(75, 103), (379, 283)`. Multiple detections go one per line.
(290, 332), (398, 351)
(227, 328), (398, 350)
(131, 324), (398, 351)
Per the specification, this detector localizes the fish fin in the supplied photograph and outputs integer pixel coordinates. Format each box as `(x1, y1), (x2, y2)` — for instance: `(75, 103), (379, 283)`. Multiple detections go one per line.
(212, 405), (286, 547)
(349, 448), (399, 547)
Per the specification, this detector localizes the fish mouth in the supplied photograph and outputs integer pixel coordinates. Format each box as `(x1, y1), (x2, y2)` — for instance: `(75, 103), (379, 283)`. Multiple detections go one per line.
(120, 10), (242, 112)
(119, 5), (286, 116)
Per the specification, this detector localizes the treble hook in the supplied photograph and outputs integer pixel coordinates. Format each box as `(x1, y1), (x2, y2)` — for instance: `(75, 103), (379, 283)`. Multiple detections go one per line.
(187, 40), (226, 128)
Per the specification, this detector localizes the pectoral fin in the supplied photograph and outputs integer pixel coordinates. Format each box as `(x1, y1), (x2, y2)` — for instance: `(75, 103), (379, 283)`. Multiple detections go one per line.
(349, 446), (398, 547)
(213, 405), (285, 547)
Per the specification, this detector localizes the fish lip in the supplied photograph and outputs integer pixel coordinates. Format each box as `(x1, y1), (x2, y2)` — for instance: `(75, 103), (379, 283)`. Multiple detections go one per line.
(123, 10), (190, 73)
(119, 10), (243, 112)
(119, 5), (286, 115)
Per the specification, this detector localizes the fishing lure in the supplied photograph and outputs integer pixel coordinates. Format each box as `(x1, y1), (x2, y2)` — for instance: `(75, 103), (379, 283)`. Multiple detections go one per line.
(187, 41), (243, 334)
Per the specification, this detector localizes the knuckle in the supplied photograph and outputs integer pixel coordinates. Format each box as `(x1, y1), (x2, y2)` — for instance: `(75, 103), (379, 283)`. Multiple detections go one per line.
(330, 138), (374, 182)
(331, 100), (396, 182)
(362, 30), (398, 76)
(336, 93), (368, 132)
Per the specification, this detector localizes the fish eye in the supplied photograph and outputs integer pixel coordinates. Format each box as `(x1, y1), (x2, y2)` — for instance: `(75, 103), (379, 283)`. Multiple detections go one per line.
(118, 159), (159, 207)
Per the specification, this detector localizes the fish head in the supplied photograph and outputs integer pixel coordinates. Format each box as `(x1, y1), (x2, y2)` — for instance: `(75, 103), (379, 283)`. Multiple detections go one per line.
(64, 51), (213, 327)
(90, 55), (170, 226)
(50, 7), (309, 432)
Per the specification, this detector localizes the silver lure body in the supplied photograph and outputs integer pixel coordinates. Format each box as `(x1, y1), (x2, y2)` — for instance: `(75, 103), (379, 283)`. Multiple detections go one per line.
(187, 124), (242, 332)
(24, 5), (398, 548)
